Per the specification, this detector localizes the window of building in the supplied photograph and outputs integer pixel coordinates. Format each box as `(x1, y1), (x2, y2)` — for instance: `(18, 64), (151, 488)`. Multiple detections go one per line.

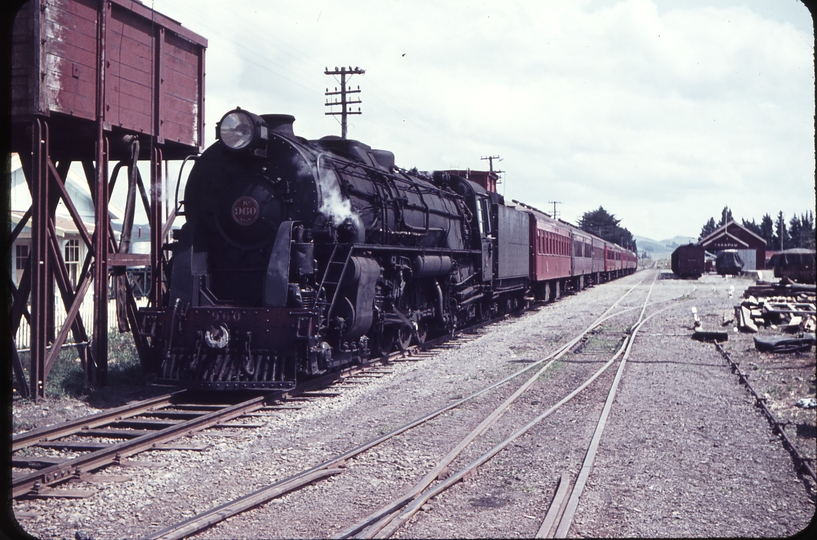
(16, 244), (29, 270)
(65, 239), (80, 288)
(65, 239), (80, 263)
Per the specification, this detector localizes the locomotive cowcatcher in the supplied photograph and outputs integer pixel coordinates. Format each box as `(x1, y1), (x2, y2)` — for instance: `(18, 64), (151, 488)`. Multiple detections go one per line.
(137, 108), (528, 390)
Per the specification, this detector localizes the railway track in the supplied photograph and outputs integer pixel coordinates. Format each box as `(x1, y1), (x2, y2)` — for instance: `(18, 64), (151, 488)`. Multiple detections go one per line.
(138, 271), (702, 539)
(11, 392), (269, 499)
(11, 330), (470, 502)
(16, 271), (812, 539)
(14, 270), (715, 539)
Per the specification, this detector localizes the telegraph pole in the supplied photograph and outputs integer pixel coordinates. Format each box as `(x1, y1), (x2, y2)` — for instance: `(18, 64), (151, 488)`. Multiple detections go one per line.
(778, 213), (785, 251)
(549, 200), (562, 219)
(325, 66), (365, 139)
(481, 155), (504, 191)
(481, 155), (502, 173)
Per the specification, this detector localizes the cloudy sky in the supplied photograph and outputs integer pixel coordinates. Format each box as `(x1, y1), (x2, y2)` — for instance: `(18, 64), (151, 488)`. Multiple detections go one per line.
(150, 0), (814, 241)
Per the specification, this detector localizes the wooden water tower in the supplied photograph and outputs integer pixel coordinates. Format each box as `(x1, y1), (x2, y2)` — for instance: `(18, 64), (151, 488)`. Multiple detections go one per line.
(8, 0), (207, 398)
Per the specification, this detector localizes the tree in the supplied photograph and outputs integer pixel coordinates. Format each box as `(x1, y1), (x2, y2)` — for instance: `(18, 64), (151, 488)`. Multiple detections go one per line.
(788, 214), (802, 249)
(789, 211), (815, 249)
(742, 218), (762, 238)
(800, 211), (815, 250)
(578, 206), (635, 250)
(699, 217), (717, 240)
(579, 206), (619, 240)
(718, 206), (733, 227)
(760, 213), (775, 249)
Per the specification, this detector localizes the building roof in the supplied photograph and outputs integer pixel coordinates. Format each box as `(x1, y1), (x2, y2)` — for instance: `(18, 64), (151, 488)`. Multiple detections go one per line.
(10, 210), (94, 236)
(10, 153), (126, 224)
(699, 219), (766, 247)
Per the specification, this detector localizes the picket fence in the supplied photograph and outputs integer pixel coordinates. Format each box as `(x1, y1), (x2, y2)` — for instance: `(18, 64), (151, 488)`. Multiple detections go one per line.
(14, 293), (150, 351)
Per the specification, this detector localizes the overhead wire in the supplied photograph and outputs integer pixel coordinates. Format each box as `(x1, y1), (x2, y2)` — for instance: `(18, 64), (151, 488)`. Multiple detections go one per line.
(163, 2), (491, 157)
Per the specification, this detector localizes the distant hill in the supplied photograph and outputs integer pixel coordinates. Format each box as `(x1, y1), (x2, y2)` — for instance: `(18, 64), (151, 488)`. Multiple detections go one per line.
(634, 235), (698, 259)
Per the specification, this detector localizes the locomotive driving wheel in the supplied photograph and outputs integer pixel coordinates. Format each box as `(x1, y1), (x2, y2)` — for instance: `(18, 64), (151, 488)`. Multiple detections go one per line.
(372, 327), (394, 357)
(377, 325), (412, 353)
(396, 325), (413, 350)
(415, 321), (428, 344)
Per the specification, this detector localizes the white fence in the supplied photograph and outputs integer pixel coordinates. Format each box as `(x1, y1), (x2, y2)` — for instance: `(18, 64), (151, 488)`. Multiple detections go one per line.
(14, 292), (150, 351)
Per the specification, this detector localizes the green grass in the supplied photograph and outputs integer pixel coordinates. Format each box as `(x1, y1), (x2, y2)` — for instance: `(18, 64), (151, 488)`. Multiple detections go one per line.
(17, 330), (151, 404)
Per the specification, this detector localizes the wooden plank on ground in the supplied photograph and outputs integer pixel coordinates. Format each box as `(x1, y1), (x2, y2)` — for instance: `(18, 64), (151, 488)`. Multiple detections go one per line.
(740, 306), (758, 332)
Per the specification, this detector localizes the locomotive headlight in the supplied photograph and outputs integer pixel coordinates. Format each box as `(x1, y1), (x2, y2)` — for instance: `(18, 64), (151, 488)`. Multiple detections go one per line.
(216, 108), (269, 154)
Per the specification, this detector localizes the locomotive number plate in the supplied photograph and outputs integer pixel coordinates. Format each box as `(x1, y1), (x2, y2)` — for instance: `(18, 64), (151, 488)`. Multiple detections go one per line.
(232, 196), (260, 225)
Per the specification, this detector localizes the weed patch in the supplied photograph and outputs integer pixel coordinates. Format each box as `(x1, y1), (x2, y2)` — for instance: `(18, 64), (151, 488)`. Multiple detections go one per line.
(15, 331), (157, 407)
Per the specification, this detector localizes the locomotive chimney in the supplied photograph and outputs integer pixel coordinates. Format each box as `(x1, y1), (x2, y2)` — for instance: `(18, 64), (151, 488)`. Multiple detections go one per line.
(261, 114), (296, 138)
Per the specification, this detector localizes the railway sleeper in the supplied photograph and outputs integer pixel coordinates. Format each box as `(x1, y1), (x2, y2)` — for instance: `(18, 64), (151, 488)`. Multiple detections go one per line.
(18, 483), (97, 500)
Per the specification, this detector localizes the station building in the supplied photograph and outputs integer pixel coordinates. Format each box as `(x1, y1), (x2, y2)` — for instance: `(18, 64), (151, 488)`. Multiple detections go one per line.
(699, 219), (767, 270)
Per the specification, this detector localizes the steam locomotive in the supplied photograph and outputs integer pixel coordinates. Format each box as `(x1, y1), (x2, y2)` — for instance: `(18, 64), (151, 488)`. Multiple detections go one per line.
(136, 108), (637, 390)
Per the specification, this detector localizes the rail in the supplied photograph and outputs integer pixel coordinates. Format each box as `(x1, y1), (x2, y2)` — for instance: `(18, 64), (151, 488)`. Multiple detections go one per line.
(12, 394), (268, 499)
(142, 273), (665, 540)
(714, 341), (816, 482)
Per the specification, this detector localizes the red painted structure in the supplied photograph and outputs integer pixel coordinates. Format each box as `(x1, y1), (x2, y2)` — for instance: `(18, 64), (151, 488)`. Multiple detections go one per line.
(9, 0), (206, 398)
(529, 208), (571, 284)
(699, 219), (766, 271)
(516, 201), (637, 301)
(444, 169), (500, 193)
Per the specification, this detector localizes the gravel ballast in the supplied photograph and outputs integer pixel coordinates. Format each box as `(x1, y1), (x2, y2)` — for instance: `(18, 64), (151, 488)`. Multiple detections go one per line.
(9, 269), (816, 538)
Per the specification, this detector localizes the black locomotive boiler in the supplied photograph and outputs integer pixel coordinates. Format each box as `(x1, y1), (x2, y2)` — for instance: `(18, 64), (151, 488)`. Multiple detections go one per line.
(137, 108), (529, 390)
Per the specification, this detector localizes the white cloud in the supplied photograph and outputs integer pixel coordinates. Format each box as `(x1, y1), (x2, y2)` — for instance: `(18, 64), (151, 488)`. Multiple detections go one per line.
(151, 0), (814, 241)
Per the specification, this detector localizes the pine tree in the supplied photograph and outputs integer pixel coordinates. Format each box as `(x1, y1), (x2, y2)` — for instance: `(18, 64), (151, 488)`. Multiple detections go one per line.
(742, 218), (762, 238)
(801, 211), (815, 250)
(788, 214), (803, 248)
(718, 206), (733, 227)
(699, 217), (717, 240)
(760, 213), (775, 249)
(791, 211), (815, 249)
